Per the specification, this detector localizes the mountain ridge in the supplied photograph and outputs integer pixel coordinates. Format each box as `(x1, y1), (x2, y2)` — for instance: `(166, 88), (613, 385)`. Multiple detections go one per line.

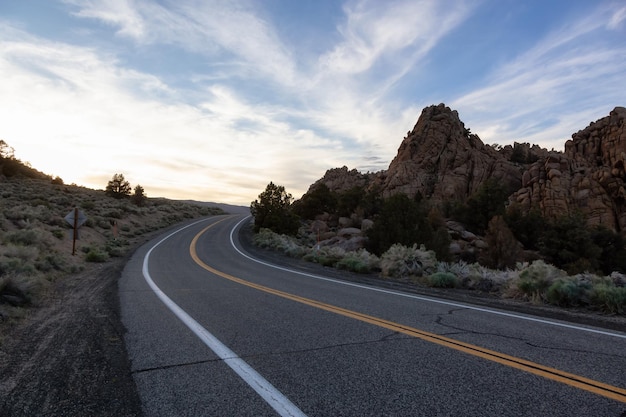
(306, 104), (626, 235)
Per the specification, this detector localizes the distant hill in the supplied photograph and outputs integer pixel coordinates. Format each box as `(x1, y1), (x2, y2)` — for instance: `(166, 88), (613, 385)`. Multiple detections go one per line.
(182, 200), (250, 215)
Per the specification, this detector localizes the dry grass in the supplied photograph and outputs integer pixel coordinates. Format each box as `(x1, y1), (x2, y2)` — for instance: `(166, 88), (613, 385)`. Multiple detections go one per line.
(0, 176), (225, 324)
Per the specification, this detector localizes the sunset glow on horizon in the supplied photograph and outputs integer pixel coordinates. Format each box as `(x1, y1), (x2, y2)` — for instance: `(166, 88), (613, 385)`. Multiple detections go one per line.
(1, 0), (624, 205)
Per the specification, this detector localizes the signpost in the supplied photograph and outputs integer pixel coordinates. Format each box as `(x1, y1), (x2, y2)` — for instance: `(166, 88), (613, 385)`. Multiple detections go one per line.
(64, 208), (87, 255)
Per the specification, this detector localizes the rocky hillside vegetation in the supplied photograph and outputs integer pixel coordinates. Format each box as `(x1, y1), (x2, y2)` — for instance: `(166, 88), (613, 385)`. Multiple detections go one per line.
(0, 150), (224, 327)
(252, 105), (626, 314)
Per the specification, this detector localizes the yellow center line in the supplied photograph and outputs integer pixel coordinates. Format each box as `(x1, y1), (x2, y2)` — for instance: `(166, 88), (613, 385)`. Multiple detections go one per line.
(189, 221), (626, 404)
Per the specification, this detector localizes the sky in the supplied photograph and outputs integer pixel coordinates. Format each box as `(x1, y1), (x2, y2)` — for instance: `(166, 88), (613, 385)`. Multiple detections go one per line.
(1, 0), (625, 206)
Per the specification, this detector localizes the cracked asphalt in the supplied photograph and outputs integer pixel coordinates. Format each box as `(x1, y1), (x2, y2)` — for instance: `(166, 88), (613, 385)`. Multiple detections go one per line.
(2, 214), (623, 416)
(120, 215), (626, 416)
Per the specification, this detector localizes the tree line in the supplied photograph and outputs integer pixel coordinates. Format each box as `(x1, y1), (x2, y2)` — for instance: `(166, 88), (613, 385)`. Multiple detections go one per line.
(250, 180), (626, 275)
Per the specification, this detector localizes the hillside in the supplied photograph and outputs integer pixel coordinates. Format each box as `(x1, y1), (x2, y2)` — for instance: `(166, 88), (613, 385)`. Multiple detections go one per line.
(0, 151), (237, 415)
(0, 154), (227, 325)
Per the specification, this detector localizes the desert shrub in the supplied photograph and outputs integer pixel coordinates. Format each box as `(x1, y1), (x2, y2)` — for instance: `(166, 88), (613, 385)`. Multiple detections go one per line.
(0, 275), (47, 306)
(465, 263), (512, 292)
(5, 229), (40, 246)
(590, 284), (626, 314)
(427, 272), (458, 288)
(81, 200), (96, 210)
(105, 238), (128, 257)
(2, 245), (39, 262)
(304, 246), (346, 267)
(335, 249), (379, 273)
(29, 198), (50, 208)
(0, 255), (37, 275)
(51, 228), (65, 239)
(437, 261), (470, 278)
(4, 206), (37, 223)
(546, 278), (592, 307)
(610, 272), (626, 287)
(85, 249), (108, 263)
(380, 244), (437, 278)
(253, 228), (306, 258)
(35, 253), (66, 273)
(104, 210), (123, 219)
(512, 260), (566, 302)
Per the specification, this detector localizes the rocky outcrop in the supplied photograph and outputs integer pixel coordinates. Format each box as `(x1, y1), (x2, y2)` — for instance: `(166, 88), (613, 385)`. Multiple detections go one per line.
(378, 104), (523, 202)
(304, 104), (626, 236)
(306, 166), (376, 194)
(512, 107), (626, 232)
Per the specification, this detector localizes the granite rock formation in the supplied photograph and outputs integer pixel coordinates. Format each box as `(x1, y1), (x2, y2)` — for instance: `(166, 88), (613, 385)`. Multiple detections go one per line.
(305, 104), (626, 236)
(377, 104), (522, 201)
(512, 106), (626, 233)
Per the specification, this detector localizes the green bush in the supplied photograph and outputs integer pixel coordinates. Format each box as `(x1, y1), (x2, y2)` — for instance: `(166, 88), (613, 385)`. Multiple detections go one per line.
(51, 228), (65, 240)
(35, 254), (66, 273)
(105, 238), (128, 257)
(546, 278), (591, 307)
(427, 272), (458, 288)
(85, 249), (108, 263)
(253, 228), (306, 258)
(514, 260), (566, 302)
(335, 249), (379, 273)
(5, 229), (40, 246)
(0, 275), (46, 306)
(304, 246), (346, 267)
(591, 284), (626, 314)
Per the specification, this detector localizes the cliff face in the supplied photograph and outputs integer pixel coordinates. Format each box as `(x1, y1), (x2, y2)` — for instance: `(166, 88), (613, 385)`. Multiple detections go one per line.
(512, 107), (626, 232)
(305, 104), (626, 234)
(378, 104), (522, 202)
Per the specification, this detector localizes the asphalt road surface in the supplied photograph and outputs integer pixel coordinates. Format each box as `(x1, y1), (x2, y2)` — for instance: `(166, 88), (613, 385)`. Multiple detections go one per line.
(120, 214), (626, 417)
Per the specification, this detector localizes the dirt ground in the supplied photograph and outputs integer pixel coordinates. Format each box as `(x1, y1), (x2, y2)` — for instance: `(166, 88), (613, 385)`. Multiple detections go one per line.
(0, 225), (624, 416)
(0, 257), (143, 417)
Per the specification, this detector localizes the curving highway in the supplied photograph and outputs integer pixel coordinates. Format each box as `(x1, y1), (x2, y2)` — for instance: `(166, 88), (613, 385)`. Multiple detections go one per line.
(120, 214), (626, 416)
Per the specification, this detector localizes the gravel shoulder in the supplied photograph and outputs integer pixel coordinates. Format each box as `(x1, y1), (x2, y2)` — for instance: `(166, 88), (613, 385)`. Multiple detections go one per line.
(0, 220), (623, 416)
(0, 257), (143, 417)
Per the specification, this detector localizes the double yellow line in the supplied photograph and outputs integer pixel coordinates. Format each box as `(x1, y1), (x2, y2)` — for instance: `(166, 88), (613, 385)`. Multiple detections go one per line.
(190, 221), (626, 404)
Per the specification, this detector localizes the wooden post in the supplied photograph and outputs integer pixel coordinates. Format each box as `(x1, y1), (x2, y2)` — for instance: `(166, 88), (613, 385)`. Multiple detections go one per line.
(72, 207), (78, 256)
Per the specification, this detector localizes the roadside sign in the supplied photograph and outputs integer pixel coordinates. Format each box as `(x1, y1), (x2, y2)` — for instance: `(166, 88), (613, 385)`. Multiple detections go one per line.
(65, 208), (88, 255)
(65, 209), (88, 228)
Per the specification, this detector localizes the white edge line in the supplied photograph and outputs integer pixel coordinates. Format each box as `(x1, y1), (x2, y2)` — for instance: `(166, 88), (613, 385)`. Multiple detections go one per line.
(230, 216), (626, 340)
(141, 217), (307, 417)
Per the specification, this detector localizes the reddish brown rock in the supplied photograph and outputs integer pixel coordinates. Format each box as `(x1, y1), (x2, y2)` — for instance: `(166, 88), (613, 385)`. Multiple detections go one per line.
(303, 104), (626, 236)
(380, 104), (522, 202)
(512, 107), (626, 233)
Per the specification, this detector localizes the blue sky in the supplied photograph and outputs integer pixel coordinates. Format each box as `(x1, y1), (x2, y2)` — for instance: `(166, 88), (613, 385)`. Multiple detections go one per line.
(1, 0), (624, 205)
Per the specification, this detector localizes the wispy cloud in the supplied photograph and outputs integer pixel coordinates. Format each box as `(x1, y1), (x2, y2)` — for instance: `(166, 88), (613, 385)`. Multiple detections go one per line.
(0, 25), (344, 202)
(452, 3), (626, 148)
(64, 0), (298, 85)
(2, 1), (622, 205)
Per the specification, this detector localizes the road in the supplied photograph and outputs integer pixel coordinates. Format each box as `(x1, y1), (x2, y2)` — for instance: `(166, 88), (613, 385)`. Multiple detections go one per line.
(120, 214), (626, 416)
